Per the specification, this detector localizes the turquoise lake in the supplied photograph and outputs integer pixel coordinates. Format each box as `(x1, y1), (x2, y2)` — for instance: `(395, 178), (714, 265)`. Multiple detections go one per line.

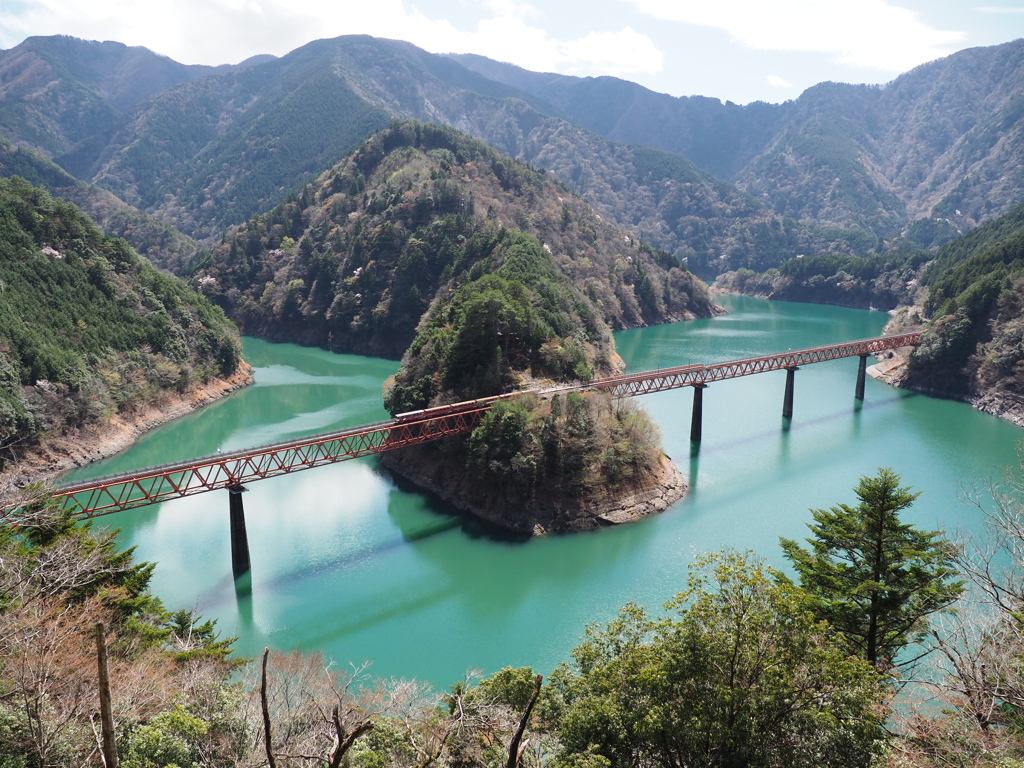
(65, 294), (1022, 687)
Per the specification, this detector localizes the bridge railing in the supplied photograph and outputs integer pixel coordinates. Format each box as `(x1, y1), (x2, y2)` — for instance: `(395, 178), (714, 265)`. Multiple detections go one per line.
(3, 331), (921, 520)
(588, 332), (920, 397)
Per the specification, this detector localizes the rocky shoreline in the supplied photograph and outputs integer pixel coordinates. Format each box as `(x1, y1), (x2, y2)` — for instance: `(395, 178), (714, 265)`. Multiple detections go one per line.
(1, 363), (254, 491)
(868, 352), (1024, 429)
(381, 447), (687, 536)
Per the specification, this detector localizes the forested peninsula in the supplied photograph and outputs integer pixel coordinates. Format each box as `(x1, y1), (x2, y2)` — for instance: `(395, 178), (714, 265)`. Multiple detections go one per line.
(192, 121), (717, 532)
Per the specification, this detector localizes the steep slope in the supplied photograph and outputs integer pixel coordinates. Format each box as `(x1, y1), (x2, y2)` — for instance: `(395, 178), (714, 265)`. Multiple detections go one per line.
(88, 39), (393, 239)
(0, 35), (224, 164)
(455, 41), (1024, 245)
(901, 202), (1024, 403)
(196, 121), (717, 359)
(875, 40), (1024, 228)
(8, 33), (1022, 280)
(0, 135), (205, 273)
(75, 35), (554, 240)
(448, 53), (785, 181)
(0, 35), (814, 277)
(0, 178), (245, 474)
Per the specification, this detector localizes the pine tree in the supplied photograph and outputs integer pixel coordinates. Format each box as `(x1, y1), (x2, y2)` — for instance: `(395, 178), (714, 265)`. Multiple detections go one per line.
(779, 468), (963, 668)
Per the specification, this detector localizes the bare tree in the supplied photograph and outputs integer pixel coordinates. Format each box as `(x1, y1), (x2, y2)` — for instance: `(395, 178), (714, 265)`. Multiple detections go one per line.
(506, 674), (542, 768)
(0, 596), (111, 766)
(890, 466), (1024, 765)
(251, 648), (378, 767)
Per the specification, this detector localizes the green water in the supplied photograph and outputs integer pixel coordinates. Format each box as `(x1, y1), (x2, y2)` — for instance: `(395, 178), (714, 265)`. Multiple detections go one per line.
(65, 294), (1022, 687)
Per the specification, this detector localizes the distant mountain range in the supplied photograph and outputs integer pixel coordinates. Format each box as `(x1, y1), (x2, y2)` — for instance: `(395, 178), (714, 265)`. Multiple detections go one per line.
(453, 39), (1024, 240)
(2, 34), (1020, 280)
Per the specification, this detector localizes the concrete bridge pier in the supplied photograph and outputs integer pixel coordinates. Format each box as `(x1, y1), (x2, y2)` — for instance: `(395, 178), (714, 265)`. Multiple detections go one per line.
(855, 355), (868, 400)
(228, 484), (251, 578)
(782, 367), (798, 420)
(690, 383), (707, 443)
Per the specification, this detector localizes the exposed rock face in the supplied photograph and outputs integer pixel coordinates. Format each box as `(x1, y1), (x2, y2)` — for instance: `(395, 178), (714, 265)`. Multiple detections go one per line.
(380, 447), (686, 536)
(868, 352), (1024, 429)
(972, 391), (1024, 429)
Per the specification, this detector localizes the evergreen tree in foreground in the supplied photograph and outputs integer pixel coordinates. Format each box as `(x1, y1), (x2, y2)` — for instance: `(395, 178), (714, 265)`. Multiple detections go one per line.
(780, 468), (963, 668)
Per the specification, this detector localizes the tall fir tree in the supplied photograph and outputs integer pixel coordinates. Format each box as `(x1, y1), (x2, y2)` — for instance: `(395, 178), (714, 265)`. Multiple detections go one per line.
(780, 468), (963, 667)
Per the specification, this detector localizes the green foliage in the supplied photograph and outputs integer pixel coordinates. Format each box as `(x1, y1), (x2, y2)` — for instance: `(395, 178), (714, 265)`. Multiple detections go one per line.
(717, 250), (929, 310)
(200, 120), (715, 359)
(474, 667), (540, 712)
(907, 308), (976, 389)
(121, 706), (209, 768)
(0, 135), (207, 273)
(923, 202), (1024, 298)
(463, 394), (661, 502)
(780, 468), (963, 667)
(467, 399), (542, 494)
(544, 551), (886, 768)
(0, 177), (241, 457)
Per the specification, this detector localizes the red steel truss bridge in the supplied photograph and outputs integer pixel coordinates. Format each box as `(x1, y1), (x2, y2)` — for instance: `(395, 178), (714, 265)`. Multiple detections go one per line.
(20, 331), (919, 522)
(585, 331), (920, 397)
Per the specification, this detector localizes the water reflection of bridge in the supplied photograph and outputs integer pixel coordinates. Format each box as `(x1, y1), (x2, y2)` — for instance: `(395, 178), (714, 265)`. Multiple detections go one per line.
(9, 332), (920, 574)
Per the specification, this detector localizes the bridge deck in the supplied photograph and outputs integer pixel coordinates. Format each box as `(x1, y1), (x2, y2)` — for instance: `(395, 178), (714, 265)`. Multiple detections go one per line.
(5, 332), (919, 519)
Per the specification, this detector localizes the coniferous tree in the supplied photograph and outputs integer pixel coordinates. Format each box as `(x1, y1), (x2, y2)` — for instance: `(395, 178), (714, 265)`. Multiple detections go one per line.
(780, 468), (963, 668)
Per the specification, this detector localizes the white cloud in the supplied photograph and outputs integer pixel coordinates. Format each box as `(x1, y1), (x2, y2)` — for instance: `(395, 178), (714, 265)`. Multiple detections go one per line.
(0, 0), (664, 79)
(626, 0), (965, 73)
(974, 5), (1024, 13)
(555, 27), (664, 76)
(765, 74), (792, 88)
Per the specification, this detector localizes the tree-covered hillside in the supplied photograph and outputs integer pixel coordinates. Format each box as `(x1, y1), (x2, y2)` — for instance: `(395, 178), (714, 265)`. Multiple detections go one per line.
(906, 201), (1024, 396)
(0, 177), (242, 464)
(719, 202), (1024, 407)
(0, 36), (224, 161)
(0, 35), (865, 279)
(0, 135), (206, 273)
(455, 39), (1024, 248)
(716, 251), (930, 310)
(196, 121), (716, 359)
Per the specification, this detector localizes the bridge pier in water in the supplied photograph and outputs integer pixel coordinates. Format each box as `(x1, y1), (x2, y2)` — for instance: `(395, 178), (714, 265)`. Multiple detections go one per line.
(228, 484), (251, 578)
(690, 384), (707, 443)
(855, 355), (868, 400)
(42, 332), (923, 522)
(782, 367), (798, 420)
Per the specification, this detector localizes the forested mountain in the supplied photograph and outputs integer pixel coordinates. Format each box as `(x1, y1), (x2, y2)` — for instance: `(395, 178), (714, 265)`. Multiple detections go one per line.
(196, 121), (716, 359)
(0, 34), (858, 277)
(454, 39), (1024, 245)
(0, 177), (242, 467)
(0, 34), (1021, 279)
(0, 135), (206, 273)
(0, 36), (227, 161)
(903, 201), (1024, 400)
(449, 52), (787, 181)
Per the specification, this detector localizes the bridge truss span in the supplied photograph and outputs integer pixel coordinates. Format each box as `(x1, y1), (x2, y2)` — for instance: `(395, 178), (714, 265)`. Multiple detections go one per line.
(54, 406), (490, 519)
(588, 332), (920, 397)
(6, 331), (921, 520)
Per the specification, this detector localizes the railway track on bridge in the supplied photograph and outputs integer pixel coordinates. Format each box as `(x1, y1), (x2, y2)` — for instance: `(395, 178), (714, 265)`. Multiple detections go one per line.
(4, 331), (920, 520)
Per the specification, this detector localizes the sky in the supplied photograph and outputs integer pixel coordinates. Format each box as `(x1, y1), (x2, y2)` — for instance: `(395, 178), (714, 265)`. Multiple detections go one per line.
(0, 0), (1023, 104)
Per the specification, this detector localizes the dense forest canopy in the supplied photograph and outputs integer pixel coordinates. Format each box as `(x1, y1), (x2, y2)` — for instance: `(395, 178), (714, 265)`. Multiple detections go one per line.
(195, 121), (715, 359)
(0, 177), (241, 465)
